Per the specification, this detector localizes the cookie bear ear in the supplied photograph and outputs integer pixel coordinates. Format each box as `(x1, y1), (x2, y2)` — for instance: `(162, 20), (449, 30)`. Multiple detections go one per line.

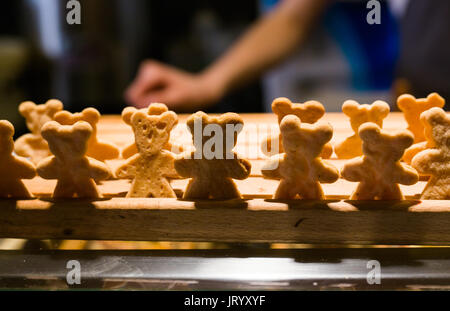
(421, 107), (448, 128)
(72, 121), (93, 142)
(280, 115), (302, 133)
(148, 103), (169, 115)
(342, 100), (360, 117)
(427, 93), (445, 108)
(81, 108), (101, 124)
(157, 111), (178, 132)
(397, 94), (416, 111)
(370, 100), (390, 119)
(45, 99), (63, 114)
(272, 97), (292, 115)
(358, 122), (381, 142)
(41, 121), (62, 141)
(121, 107), (138, 125)
(18, 101), (36, 118)
(0, 120), (14, 138)
(187, 111), (208, 134)
(53, 110), (72, 125)
(393, 131), (414, 150)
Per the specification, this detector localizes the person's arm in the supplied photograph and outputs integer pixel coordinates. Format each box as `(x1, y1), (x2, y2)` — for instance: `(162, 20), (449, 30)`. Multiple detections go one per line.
(126, 0), (328, 111)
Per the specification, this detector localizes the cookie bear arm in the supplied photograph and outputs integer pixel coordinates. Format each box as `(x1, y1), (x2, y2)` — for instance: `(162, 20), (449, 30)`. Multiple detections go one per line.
(161, 151), (180, 179)
(88, 158), (112, 181)
(395, 163), (419, 186)
(341, 157), (365, 182)
(115, 154), (139, 179)
(227, 158), (252, 180)
(36, 157), (59, 180)
(174, 157), (196, 178)
(13, 156), (37, 180)
(316, 160), (340, 184)
(412, 149), (443, 176)
(261, 156), (282, 180)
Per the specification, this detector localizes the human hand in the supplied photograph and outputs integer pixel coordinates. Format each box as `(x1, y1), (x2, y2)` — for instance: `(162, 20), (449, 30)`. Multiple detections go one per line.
(125, 60), (223, 112)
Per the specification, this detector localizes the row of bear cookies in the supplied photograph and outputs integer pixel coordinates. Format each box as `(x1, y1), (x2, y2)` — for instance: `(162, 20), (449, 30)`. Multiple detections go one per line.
(1, 92), (448, 201)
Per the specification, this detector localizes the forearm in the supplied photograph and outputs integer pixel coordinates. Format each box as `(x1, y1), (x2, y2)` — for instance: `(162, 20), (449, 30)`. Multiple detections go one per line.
(200, 0), (328, 97)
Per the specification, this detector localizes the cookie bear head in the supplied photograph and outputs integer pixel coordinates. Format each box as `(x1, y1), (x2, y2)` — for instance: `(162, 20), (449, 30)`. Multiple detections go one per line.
(272, 97), (325, 124)
(19, 99), (63, 135)
(41, 121), (92, 161)
(280, 115), (333, 158)
(54, 108), (100, 129)
(342, 100), (390, 133)
(131, 110), (178, 155)
(122, 103), (169, 125)
(186, 112), (244, 155)
(359, 122), (414, 162)
(420, 107), (450, 150)
(0, 120), (15, 156)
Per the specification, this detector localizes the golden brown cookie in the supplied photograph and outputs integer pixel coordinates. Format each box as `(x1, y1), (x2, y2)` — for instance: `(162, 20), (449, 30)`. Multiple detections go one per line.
(174, 112), (251, 200)
(341, 123), (418, 200)
(263, 97), (333, 158)
(398, 93), (446, 164)
(14, 99), (63, 164)
(411, 108), (450, 199)
(335, 100), (390, 159)
(115, 110), (180, 198)
(54, 108), (120, 161)
(261, 115), (339, 200)
(397, 93), (445, 143)
(0, 120), (36, 198)
(37, 121), (112, 199)
(121, 103), (180, 159)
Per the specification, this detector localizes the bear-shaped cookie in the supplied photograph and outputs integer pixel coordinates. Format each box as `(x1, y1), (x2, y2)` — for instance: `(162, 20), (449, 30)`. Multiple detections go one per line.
(121, 103), (180, 159)
(262, 97), (333, 158)
(115, 110), (180, 198)
(37, 121), (112, 199)
(54, 108), (120, 162)
(174, 112), (252, 200)
(0, 120), (36, 198)
(335, 100), (390, 159)
(398, 93), (445, 164)
(397, 93), (445, 143)
(15, 99), (63, 164)
(411, 108), (450, 199)
(341, 123), (418, 200)
(261, 115), (339, 200)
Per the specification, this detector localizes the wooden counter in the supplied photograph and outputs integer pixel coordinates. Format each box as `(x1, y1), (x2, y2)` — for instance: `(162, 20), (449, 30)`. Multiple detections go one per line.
(1, 112), (449, 245)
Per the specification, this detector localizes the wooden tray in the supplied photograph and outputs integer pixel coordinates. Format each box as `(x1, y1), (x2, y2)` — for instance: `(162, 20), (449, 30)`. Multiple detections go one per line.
(1, 112), (449, 245)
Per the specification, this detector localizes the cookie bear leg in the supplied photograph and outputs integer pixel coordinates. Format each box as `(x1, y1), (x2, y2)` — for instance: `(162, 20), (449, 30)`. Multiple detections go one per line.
(299, 182), (325, 200)
(350, 182), (378, 200)
(76, 179), (101, 199)
(211, 178), (241, 200)
(53, 180), (77, 198)
(183, 179), (210, 199)
(274, 180), (299, 199)
(421, 177), (450, 200)
(8, 181), (33, 199)
(151, 179), (177, 198)
(128, 179), (152, 198)
(380, 184), (403, 200)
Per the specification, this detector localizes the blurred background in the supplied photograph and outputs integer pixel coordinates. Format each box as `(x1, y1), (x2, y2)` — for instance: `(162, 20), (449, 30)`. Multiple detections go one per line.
(0, 0), (449, 137)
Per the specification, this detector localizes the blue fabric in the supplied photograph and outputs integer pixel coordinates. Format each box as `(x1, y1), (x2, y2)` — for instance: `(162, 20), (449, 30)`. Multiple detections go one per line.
(259, 0), (400, 91)
(324, 1), (399, 90)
